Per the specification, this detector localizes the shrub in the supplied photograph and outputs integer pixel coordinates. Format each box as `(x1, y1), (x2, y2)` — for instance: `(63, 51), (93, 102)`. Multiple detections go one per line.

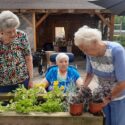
(113, 35), (125, 46)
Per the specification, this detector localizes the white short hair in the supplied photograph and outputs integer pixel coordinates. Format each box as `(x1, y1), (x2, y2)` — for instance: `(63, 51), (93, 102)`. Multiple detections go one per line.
(56, 53), (69, 63)
(0, 10), (20, 31)
(74, 25), (102, 46)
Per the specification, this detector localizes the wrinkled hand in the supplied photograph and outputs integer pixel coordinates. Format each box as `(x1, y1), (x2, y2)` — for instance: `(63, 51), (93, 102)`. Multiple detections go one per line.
(103, 96), (111, 106)
(28, 80), (33, 89)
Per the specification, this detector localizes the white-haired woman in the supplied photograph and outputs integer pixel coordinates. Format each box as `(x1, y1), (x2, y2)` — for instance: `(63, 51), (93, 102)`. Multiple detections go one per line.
(74, 25), (125, 125)
(0, 10), (33, 92)
(41, 53), (83, 92)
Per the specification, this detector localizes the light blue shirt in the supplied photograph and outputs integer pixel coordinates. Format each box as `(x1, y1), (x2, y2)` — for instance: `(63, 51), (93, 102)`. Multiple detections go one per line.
(86, 41), (125, 99)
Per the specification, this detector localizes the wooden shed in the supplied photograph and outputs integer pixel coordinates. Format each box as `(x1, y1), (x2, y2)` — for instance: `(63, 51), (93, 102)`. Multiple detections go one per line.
(0, 0), (114, 56)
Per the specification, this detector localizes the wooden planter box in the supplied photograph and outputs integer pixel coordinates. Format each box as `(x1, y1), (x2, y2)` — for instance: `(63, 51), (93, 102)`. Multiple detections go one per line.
(0, 94), (104, 125)
(0, 112), (103, 125)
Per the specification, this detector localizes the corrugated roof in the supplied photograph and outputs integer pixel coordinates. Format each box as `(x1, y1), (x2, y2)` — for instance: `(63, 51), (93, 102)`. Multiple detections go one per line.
(0, 0), (104, 10)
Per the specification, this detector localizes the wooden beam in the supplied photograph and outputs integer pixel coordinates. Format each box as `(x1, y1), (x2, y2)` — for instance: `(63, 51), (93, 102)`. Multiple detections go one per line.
(32, 12), (37, 51)
(19, 14), (33, 27)
(109, 15), (115, 40)
(95, 12), (110, 27)
(36, 13), (49, 28)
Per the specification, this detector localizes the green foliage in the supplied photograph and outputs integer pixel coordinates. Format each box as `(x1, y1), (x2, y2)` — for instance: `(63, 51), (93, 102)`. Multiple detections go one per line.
(91, 84), (111, 103)
(115, 16), (125, 30)
(113, 35), (125, 46)
(15, 99), (34, 113)
(7, 85), (45, 113)
(39, 100), (64, 112)
(66, 82), (92, 105)
(0, 85), (65, 114)
(43, 86), (64, 101)
(39, 86), (65, 112)
(0, 102), (8, 112)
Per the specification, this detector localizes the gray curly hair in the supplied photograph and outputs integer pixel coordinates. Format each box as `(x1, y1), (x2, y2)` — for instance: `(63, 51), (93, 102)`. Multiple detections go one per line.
(0, 10), (20, 31)
(74, 25), (102, 46)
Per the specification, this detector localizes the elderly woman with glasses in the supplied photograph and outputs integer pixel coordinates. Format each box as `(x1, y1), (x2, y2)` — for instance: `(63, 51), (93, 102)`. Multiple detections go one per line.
(41, 53), (83, 92)
(74, 25), (125, 125)
(0, 10), (33, 92)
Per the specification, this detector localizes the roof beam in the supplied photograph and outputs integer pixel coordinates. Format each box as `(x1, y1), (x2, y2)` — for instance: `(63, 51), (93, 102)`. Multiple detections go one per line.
(95, 12), (110, 27)
(19, 14), (32, 27)
(36, 13), (49, 28)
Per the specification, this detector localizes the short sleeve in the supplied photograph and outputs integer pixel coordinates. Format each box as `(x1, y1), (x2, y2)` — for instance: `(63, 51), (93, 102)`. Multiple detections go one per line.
(17, 31), (31, 56)
(67, 67), (80, 81)
(113, 46), (125, 82)
(45, 68), (57, 84)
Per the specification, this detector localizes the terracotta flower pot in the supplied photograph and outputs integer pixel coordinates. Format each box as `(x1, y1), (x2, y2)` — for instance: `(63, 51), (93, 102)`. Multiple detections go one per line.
(89, 102), (104, 113)
(69, 103), (84, 116)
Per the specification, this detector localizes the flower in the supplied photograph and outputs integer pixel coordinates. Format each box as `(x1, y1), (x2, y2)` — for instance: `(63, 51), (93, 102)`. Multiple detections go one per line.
(34, 83), (46, 88)
(60, 86), (65, 91)
(53, 80), (59, 86)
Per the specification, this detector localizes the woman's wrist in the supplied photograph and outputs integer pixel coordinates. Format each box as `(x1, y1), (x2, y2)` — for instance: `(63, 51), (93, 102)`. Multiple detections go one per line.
(103, 95), (112, 105)
(107, 95), (112, 101)
(29, 77), (34, 81)
(83, 82), (88, 87)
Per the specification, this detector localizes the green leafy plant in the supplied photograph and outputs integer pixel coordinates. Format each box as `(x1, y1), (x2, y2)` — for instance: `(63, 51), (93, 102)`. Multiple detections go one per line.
(66, 83), (92, 105)
(89, 85), (111, 114)
(7, 85), (46, 113)
(113, 35), (125, 46)
(39, 86), (65, 112)
(63, 81), (91, 110)
(91, 84), (111, 103)
(0, 85), (65, 113)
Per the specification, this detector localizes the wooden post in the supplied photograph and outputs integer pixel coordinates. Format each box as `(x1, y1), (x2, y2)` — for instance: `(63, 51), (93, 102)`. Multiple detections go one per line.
(32, 12), (37, 51)
(95, 12), (110, 27)
(95, 12), (114, 40)
(109, 15), (115, 40)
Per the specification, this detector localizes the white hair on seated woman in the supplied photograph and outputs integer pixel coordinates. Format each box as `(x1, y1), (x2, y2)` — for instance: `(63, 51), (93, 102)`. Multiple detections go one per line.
(74, 25), (102, 46)
(56, 53), (69, 63)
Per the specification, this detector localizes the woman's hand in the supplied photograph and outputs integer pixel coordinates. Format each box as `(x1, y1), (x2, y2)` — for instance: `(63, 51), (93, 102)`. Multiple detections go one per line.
(28, 80), (33, 88)
(103, 96), (111, 106)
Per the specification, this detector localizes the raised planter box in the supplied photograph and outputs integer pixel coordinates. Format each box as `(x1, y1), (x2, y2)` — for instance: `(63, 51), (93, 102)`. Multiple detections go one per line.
(0, 93), (14, 100)
(0, 93), (44, 100)
(0, 94), (104, 125)
(0, 112), (103, 125)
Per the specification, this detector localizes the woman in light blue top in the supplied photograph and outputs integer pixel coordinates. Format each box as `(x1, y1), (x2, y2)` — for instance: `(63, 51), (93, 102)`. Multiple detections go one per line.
(74, 25), (125, 125)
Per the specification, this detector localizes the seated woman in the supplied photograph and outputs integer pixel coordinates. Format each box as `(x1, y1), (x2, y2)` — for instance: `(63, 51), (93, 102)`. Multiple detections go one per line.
(41, 53), (83, 92)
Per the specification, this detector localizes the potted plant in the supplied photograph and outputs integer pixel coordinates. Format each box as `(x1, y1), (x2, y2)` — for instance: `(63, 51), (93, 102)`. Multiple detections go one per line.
(66, 83), (92, 116)
(89, 84), (111, 114)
